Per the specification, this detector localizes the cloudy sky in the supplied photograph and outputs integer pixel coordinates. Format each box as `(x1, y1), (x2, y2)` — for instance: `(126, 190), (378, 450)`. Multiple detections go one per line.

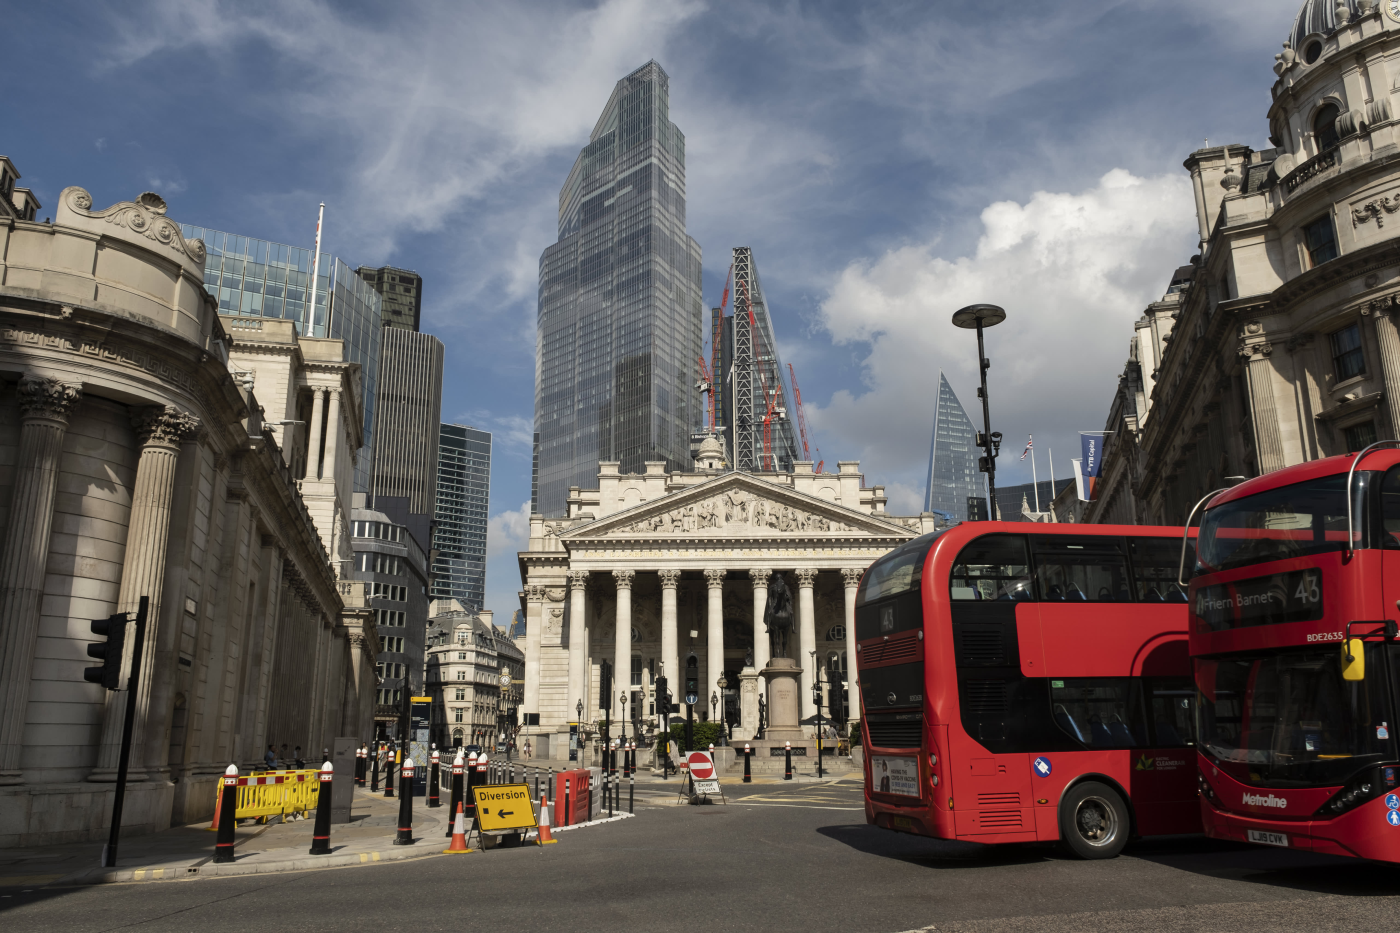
(5, 0), (1295, 618)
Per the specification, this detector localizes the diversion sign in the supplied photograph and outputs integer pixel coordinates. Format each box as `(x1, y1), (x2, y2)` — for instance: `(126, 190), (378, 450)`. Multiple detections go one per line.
(472, 784), (538, 833)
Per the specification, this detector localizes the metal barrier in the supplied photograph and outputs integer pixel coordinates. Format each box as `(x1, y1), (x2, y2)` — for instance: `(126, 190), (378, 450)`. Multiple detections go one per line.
(208, 769), (322, 827)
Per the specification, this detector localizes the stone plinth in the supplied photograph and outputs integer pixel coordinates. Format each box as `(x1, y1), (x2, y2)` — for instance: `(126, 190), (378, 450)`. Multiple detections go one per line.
(737, 665), (760, 740)
(761, 657), (804, 742)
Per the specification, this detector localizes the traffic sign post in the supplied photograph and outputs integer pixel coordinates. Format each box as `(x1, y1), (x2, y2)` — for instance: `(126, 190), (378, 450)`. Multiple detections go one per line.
(681, 750), (726, 805)
(471, 783), (539, 849)
(96, 596), (148, 869)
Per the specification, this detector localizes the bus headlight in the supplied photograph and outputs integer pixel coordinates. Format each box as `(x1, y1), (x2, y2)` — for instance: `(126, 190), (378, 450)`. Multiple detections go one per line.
(1197, 770), (1215, 800)
(1317, 768), (1383, 817)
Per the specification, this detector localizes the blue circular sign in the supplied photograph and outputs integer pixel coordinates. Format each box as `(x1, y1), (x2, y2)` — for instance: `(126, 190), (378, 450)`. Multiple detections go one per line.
(1387, 794), (1400, 811)
(1033, 756), (1052, 777)
(1387, 809), (1400, 827)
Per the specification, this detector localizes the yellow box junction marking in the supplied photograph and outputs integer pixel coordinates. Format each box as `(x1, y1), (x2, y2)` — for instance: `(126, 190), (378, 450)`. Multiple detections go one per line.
(472, 784), (537, 832)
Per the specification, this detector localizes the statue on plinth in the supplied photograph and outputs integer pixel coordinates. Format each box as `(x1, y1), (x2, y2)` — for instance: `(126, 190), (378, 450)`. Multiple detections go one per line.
(764, 573), (795, 659)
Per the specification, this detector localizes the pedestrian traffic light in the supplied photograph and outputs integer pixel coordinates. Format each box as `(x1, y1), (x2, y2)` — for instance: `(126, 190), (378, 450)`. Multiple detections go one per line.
(828, 682), (845, 722)
(599, 658), (612, 712)
(84, 611), (128, 689)
(684, 653), (699, 705)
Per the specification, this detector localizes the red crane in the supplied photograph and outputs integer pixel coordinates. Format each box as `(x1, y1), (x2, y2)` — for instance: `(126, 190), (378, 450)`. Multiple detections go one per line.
(738, 273), (781, 470)
(697, 354), (715, 431)
(788, 363), (823, 474)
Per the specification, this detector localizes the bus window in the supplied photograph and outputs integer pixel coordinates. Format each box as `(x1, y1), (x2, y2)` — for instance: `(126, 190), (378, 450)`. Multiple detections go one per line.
(1128, 536), (1192, 602)
(1144, 678), (1195, 746)
(949, 534), (1033, 601)
(857, 532), (939, 607)
(1197, 473), (1358, 573)
(1032, 536), (1131, 602)
(1380, 466), (1400, 549)
(1050, 678), (1145, 748)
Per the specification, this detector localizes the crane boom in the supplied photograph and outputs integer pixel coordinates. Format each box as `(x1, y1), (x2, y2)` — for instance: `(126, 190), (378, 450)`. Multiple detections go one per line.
(787, 363), (822, 474)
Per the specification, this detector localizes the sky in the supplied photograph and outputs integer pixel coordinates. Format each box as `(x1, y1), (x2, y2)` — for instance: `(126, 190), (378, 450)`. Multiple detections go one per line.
(4, 0), (1297, 621)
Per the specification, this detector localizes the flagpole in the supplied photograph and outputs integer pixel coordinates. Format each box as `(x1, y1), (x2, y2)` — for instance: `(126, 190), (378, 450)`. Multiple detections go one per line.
(1032, 444), (1040, 513)
(1049, 447), (1055, 501)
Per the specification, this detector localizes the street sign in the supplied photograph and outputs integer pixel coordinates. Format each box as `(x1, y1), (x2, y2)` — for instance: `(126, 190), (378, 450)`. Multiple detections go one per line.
(472, 784), (538, 833)
(693, 779), (721, 796)
(411, 696), (432, 704)
(686, 751), (715, 780)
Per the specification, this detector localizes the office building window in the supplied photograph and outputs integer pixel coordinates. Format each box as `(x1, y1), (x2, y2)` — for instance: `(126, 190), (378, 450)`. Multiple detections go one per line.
(1345, 421), (1378, 452)
(1331, 323), (1365, 381)
(1304, 215), (1339, 267)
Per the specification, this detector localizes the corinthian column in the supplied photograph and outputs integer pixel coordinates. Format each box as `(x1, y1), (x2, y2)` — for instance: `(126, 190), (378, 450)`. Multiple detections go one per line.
(658, 570), (681, 708)
(1240, 342), (1286, 474)
(613, 570), (634, 724)
(0, 376), (82, 784)
(749, 569), (771, 674)
(522, 584), (544, 720)
(704, 569), (725, 720)
(322, 389), (342, 484)
(841, 568), (864, 725)
(566, 571), (589, 720)
(91, 405), (201, 781)
(795, 568), (818, 720)
(1367, 298), (1400, 438)
(306, 387), (326, 478)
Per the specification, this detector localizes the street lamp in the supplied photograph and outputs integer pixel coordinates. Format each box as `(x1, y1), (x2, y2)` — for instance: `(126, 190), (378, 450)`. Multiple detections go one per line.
(715, 673), (729, 746)
(710, 690), (718, 726)
(952, 303), (1006, 519)
(619, 691), (628, 743)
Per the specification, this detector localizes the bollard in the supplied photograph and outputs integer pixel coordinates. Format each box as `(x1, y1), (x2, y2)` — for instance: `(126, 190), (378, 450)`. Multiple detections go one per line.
(371, 745), (380, 791)
(466, 751), (480, 821)
(537, 787), (556, 844)
(447, 752), (465, 837)
(309, 760), (334, 855)
(428, 750), (441, 808)
(213, 763), (239, 863)
(743, 743), (752, 783)
(628, 743), (635, 814)
(384, 748), (396, 798)
(784, 740), (793, 780)
(394, 756), (415, 845)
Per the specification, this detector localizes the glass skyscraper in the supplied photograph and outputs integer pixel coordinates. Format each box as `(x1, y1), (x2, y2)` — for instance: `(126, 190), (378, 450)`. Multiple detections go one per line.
(181, 224), (383, 493)
(924, 372), (984, 522)
(433, 424), (491, 610)
(535, 60), (704, 516)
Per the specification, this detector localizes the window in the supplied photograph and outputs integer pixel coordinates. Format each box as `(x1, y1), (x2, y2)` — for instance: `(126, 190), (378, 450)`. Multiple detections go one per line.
(456, 671), (466, 681)
(454, 708), (464, 723)
(1345, 421), (1378, 453)
(1196, 473), (1355, 572)
(826, 624), (846, 643)
(457, 651), (467, 659)
(1304, 40), (1324, 67)
(1031, 536), (1131, 602)
(1127, 537), (1191, 603)
(1330, 323), (1365, 381)
(631, 656), (642, 688)
(949, 534), (1033, 600)
(1145, 678), (1195, 746)
(1313, 102), (1339, 149)
(1051, 678), (1144, 748)
(858, 533), (938, 605)
(455, 688), (466, 701)
(1304, 214), (1339, 267)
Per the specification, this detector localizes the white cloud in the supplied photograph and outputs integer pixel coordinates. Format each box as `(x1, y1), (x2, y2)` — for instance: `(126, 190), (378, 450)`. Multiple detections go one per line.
(812, 168), (1195, 490)
(487, 500), (532, 562)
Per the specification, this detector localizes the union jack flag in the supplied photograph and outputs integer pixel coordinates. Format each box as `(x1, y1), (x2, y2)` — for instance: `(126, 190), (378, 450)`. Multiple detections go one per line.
(1020, 435), (1033, 461)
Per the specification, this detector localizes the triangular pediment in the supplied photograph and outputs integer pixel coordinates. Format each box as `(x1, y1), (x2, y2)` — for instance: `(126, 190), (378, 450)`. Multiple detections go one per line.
(561, 472), (917, 540)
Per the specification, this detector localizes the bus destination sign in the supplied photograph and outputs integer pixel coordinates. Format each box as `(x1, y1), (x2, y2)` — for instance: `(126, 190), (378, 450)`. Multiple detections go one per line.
(1194, 568), (1322, 632)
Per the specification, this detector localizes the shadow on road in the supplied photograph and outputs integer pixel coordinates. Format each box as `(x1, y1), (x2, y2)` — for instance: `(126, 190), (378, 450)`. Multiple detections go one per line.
(1127, 835), (1400, 896)
(816, 823), (1055, 868)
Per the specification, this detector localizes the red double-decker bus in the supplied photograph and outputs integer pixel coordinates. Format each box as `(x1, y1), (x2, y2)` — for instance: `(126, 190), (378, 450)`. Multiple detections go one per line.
(857, 522), (1200, 859)
(1190, 444), (1400, 860)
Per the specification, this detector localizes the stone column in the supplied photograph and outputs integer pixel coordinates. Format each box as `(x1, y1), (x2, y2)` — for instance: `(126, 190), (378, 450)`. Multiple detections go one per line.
(658, 570), (681, 706)
(704, 569), (725, 721)
(0, 376), (82, 784)
(1367, 298), (1400, 438)
(795, 568), (818, 721)
(522, 584), (544, 721)
(613, 570), (634, 726)
(92, 405), (202, 781)
(306, 387), (326, 478)
(567, 571), (589, 720)
(1240, 341), (1286, 474)
(749, 569), (771, 674)
(321, 389), (342, 484)
(842, 568), (864, 725)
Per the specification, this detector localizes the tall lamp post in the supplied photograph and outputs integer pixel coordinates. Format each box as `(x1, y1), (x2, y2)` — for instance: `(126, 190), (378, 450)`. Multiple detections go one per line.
(715, 673), (729, 746)
(952, 304), (1006, 519)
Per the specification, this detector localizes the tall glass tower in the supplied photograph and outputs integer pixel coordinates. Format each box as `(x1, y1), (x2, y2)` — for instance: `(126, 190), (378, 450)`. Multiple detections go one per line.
(535, 60), (704, 516)
(433, 424), (491, 610)
(924, 372), (984, 522)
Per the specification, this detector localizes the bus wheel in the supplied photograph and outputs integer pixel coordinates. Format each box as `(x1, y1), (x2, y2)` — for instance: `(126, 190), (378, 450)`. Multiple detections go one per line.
(1058, 782), (1128, 860)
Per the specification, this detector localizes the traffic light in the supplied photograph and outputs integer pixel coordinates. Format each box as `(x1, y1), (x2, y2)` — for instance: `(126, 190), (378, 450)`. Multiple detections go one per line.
(655, 674), (669, 718)
(599, 658), (612, 712)
(828, 682), (846, 722)
(84, 611), (128, 689)
(684, 654), (699, 705)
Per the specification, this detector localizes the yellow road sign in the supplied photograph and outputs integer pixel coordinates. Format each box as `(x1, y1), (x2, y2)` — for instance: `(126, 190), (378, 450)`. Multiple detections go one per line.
(411, 696), (432, 704)
(472, 784), (537, 832)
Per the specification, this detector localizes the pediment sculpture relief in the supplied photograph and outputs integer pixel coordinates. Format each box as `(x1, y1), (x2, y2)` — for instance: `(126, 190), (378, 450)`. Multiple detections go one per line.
(615, 490), (853, 535)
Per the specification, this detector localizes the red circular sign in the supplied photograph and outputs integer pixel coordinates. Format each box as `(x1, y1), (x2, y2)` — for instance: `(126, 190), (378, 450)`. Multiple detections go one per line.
(687, 752), (715, 780)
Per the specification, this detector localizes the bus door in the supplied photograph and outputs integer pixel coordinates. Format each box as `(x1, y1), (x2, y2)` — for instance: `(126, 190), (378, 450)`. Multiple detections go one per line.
(1378, 465), (1400, 636)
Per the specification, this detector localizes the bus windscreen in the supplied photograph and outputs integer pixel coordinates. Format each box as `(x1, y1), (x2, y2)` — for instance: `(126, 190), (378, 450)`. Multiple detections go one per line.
(1197, 474), (1360, 573)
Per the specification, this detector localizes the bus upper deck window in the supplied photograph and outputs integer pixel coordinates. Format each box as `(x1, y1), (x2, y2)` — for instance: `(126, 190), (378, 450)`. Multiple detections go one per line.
(950, 534), (1032, 601)
(1129, 537), (1192, 602)
(1032, 537), (1131, 602)
(1381, 467), (1400, 549)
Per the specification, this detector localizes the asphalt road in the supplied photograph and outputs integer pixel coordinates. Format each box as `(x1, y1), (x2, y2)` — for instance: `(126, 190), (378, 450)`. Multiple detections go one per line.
(3, 779), (1399, 932)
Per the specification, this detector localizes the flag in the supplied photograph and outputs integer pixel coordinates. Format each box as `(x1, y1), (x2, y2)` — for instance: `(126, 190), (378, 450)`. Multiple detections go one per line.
(1020, 435), (1033, 461)
(1079, 432), (1109, 500)
(1072, 459), (1087, 501)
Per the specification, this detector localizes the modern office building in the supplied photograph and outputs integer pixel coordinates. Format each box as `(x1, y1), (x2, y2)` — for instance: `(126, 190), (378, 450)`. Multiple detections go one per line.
(357, 265), (422, 331)
(180, 223), (383, 493)
(433, 424), (491, 609)
(534, 60), (704, 516)
(923, 372), (983, 522)
(369, 327), (445, 550)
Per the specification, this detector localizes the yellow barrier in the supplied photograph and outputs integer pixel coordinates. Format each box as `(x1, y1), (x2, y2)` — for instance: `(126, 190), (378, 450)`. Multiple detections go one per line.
(208, 769), (322, 828)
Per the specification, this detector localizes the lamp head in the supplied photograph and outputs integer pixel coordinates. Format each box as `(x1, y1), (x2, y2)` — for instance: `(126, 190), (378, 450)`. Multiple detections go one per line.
(951, 303), (1007, 329)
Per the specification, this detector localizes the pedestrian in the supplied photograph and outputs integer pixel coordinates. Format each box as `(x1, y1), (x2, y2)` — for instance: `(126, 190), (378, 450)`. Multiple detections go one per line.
(523, 739), (532, 760)
(264, 744), (277, 770)
(294, 745), (304, 769)
(280, 743), (290, 767)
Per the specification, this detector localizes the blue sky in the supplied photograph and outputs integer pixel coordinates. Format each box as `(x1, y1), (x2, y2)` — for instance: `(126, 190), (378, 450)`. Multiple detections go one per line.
(5, 0), (1294, 619)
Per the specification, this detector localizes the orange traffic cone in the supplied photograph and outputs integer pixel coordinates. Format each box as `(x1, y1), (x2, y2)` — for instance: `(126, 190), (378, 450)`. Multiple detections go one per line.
(443, 801), (473, 854)
(536, 789), (557, 845)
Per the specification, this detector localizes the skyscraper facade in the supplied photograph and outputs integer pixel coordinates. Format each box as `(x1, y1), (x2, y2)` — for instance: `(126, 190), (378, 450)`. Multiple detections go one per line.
(534, 60), (704, 516)
(357, 265), (422, 331)
(924, 372), (984, 522)
(181, 224), (382, 493)
(434, 424), (492, 609)
(370, 327), (445, 549)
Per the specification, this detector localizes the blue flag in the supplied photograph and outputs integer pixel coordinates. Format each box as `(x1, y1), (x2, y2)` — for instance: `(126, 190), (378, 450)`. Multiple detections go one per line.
(1079, 433), (1109, 501)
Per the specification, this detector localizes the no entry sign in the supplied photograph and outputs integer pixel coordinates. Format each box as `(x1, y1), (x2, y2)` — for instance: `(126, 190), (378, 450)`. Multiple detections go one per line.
(687, 751), (715, 780)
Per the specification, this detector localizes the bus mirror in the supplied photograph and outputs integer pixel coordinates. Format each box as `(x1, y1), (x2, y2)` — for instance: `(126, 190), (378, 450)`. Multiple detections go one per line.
(1342, 639), (1366, 682)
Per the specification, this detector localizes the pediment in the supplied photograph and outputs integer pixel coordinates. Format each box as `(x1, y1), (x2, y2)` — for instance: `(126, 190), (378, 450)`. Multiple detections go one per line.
(561, 473), (917, 540)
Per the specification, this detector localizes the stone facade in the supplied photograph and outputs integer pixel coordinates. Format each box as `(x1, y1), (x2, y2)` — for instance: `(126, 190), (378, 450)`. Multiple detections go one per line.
(517, 454), (936, 758)
(0, 175), (376, 847)
(424, 605), (523, 749)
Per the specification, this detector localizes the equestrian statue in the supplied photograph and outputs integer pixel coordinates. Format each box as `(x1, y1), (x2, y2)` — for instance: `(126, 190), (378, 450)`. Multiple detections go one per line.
(764, 573), (796, 660)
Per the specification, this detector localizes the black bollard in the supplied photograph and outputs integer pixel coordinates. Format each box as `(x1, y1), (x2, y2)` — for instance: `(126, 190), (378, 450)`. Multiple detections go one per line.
(743, 743), (752, 783)
(309, 760), (334, 855)
(371, 745), (380, 791)
(384, 750), (396, 798)
(465, 752), (481, 822)
(213, 764), (240, 863)
(394, 757), (415, 845)
(629, 743), (635, 814)
(428, 750), (441, 808)
(447, 753), (464, 837)
(784, 740), (793, 780)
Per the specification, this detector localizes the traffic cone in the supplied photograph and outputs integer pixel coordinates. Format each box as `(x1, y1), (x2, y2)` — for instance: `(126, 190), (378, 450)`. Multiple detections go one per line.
(442, 802), (473, 854)
(536, 790), (556, 845)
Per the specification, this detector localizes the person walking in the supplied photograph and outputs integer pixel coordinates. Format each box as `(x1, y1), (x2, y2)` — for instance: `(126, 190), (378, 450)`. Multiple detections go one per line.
(523, 739), (532, 760)
(264, 745), (278, 770)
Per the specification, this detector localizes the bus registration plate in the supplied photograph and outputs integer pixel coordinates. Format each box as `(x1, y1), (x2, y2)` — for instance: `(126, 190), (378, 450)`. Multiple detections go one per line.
(1247, 829), (1288, 847)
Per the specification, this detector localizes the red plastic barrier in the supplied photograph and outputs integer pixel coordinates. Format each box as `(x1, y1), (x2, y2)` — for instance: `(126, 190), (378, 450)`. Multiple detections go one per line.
(554, 769), (591, 827)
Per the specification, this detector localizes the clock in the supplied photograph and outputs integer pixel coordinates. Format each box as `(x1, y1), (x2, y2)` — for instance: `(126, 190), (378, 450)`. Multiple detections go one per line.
(1388, 0), (1400, 23)
(499, 672), (512, 687)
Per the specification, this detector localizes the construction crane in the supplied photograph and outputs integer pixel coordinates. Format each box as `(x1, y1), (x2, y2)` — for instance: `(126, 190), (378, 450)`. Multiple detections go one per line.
(788, 363), (823, 474)
(738, 272), (782, 471)
(696, 354), (715, 431)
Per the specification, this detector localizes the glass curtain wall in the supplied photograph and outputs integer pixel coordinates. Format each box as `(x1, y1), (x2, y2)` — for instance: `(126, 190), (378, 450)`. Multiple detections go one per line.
(433, 424), (492, 610)
(924, 371), (984, 522)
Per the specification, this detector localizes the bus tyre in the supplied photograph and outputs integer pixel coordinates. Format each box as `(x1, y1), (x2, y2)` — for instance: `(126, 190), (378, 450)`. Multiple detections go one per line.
(1058, 782), (1128, 860)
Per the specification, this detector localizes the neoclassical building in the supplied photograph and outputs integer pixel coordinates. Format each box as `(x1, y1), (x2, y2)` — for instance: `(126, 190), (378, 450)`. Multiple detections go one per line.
(424, 603), (523, 748)
(1088, 1), (1400, 524)
(0, 163), (376, 846)
(516, 439), (936, 757)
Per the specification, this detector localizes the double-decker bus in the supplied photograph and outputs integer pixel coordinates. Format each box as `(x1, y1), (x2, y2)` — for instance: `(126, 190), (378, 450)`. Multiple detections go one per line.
(857, 522), (1200, 859)
(1189, 444), (1400, 860)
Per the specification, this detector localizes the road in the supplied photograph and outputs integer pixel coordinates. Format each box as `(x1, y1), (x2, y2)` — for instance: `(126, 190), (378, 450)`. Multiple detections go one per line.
(3, 779), (1398, 932)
